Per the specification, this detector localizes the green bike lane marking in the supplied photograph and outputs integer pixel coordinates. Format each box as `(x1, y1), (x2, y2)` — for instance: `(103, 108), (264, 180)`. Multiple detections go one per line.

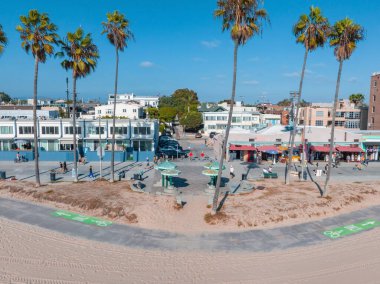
(51, 210), (112, 227)
(323, 219), (380, 239)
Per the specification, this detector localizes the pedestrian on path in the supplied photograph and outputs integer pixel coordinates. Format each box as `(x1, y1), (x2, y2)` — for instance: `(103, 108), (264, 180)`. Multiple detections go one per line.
(88, 165), (94, 179)
(230, 165), (235, 179)
(146, 157), (150, 167)
(63, 161), (68, 173)
(59, 162), (63, 173)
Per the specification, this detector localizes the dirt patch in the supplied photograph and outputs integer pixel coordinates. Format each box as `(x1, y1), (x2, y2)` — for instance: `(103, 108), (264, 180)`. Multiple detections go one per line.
(204, 211), (229, 225)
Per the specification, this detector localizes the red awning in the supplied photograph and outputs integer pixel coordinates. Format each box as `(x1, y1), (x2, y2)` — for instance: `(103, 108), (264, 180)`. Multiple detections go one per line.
(336, 146), (364, 153)
(230, 144), (256, 151)
(310, 146), (332, 153)
(256, 145), (278, 152)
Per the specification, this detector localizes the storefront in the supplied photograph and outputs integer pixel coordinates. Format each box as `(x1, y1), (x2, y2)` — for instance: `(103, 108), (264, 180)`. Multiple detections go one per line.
(362, 136), (380, 161)
(309, 145), (333, 162)
(335, 145), (364, 162)
(229, 144), (257, 163)
(256, 145), (280, 163)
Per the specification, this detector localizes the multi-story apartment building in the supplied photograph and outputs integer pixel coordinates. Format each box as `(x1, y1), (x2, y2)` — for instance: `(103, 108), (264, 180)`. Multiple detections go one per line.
(0, 118), (158, 162)
(107, 93), (159, 108)
(203, 110), (261, 133)
(0, 105), (59, 119)
(368, 72), (380, 130)
(299, 99), (365, 130)
(94, 102), (144, 119)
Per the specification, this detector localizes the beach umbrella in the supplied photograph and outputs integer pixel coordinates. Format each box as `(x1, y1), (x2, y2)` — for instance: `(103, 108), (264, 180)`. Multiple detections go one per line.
(161, 169), (181, 188)
(155, 160), (177, 171)
(203, 161), (225, 171)
(202, 169), (219, 187)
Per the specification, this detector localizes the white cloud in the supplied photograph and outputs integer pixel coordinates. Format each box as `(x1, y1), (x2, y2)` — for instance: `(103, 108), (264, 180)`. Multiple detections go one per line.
(140, 61), (154, 68)
(347, 77), (358, 83)
(283, 72), (300, 78)
(201, 40), (220, 48)
(242, 80), (259, 85)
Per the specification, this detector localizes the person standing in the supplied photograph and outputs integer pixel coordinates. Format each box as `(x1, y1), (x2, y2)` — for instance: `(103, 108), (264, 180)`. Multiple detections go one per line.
(88, 165), (94, 179)
(146, 156), (149, 166)
(230, 165), (235, 179)
(59, 162), (63, 173)
(63, 161), (68, 173)
(16, 152), (20, 162)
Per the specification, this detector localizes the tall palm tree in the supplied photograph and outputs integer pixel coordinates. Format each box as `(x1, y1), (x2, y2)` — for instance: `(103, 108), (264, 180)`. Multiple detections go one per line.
(212, 0), (268, 213)
(0, 24), (7, 54)
(323, 18), (364, 196)
(16, 10), (59, 187)
(59, 28), (99, 182)
(286, 6), (329, 185)
(102, 11), (133, 182)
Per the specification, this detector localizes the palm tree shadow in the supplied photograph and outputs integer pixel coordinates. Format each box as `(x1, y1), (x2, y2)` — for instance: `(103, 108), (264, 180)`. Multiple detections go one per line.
(306, 166), (323, 196)
(217, 191), (229, 212)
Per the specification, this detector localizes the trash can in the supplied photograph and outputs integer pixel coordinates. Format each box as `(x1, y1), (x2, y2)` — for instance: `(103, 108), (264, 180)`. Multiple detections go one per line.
(241, 173), (247, 180)
(50, 172), (56, 182)
(0, 171), (6, 179)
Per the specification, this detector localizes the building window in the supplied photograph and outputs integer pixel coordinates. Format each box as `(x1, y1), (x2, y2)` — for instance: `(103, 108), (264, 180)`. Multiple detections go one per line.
(334, 121), (345, 127)
(208, 125), (216, 129)
(88, 127), (104, 135)
(133, 127), (151, 135)
(0, 126), (13, 134)
(123, 109), (126, 113)
(97, 110), (101, 114)
(110, 127), (128, 135)
(315, 120), (324, 126)
(375, 81), (377, 87)
(232, 117), (241, 123)
(374, 95), (376, 102)
(64, 127), (81, 135)
(41, 126), (59, 135)
(345, 121), (359, 129)
(133, 109), (137, 113)
(373, 106), (376, 113)
(372, 117), (375, 124)
(316, 111), (324, 117)
(106, 109), (113, 115)
(19, 126), (34, 134)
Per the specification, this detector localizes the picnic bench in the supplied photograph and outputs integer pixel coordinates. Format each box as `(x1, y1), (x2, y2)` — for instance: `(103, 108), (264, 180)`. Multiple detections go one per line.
(263, 172), (278, 179)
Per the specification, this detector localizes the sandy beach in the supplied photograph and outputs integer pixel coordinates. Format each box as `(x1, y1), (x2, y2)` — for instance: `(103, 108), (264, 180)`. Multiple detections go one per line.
(1, 216), (380, 283)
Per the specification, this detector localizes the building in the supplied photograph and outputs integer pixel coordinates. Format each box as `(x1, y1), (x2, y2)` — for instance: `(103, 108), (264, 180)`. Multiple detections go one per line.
(107, 93), (159, 108)
(0, 118), (158, 162)
(368, 72), (380, 130)
(260, 113), (281, 126)
(95, 102), (144, 119)
(299, 99), (365, 130)
(0, 105), (59, 119)
(202, 110), (261, 133)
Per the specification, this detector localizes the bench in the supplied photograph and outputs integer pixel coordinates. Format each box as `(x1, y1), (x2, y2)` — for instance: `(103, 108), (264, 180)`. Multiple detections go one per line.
(263, 172), (278, 179)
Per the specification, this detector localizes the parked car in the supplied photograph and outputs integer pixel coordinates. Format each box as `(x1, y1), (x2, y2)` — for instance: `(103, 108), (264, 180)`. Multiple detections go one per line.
(159, 135), (175, 142)
(157, 148), (188, 158)
(195, 133), (202, 138)
(159, 140), (180, 148)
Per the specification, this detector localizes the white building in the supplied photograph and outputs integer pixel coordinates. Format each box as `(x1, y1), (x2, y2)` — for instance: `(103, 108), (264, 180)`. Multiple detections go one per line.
(0, 106), (59, 119)
(95, 102), (143, 119)
(107, 93), (159, 108)
(218, 101), (257, 112)
(203, 110), (261, 133)
(260, 113), (281, 126)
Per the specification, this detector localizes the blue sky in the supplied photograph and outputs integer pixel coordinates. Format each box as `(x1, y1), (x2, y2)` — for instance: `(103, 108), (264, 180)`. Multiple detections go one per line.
(0, 0), (379, 104)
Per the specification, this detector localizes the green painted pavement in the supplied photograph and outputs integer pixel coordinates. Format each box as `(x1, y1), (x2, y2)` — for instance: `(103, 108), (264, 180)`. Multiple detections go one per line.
(323, 219), (380, 239)
(52, 210), (112, 227)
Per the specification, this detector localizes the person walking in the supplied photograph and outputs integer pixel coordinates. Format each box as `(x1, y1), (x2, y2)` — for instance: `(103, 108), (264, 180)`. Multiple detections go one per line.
(146, 157), (150, 167)
(230, 165), (235, 179)
(63, 161), (68, 173)
(88, 165), (94, 179)
(59, 162), (63, 173)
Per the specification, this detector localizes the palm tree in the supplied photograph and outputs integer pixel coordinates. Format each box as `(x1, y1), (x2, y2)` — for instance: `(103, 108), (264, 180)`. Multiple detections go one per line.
(59, 28), (99, 182)
(0, 24), (7, 54)
(212, 0), (269, 213)
(323, 18), (364, 196)
(102, 11), (133, 182)
(286, 6), (329, 185)
(16, 10), (59, 187)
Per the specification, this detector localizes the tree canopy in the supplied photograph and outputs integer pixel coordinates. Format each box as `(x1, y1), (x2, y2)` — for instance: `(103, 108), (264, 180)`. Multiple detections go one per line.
(180, 111), (203, 131)
(349, 93), (365, 105)
(0, 92), (11, 103)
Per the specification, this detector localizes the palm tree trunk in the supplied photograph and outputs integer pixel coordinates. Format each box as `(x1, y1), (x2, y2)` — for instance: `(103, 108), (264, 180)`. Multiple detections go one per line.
(72, 74), (78, 182)
(33, 56), (40, 187)
(110, 47), (119, 183)
(286, 48), (308, 185)
(323, 60), (343, 196)
(212, 40), (238, 213)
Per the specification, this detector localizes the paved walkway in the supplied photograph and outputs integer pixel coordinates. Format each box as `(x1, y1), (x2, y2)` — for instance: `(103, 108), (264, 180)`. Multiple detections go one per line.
(0, 197), (379, 252)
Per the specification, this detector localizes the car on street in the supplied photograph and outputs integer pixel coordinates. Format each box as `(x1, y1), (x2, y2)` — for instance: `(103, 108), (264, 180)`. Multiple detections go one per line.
(209, 132), (218, 138)
(159, 140), (181, 148)
(157, 148), (188, 158)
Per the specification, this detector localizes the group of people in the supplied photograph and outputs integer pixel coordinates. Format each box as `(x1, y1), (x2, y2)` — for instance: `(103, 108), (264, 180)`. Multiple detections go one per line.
(58, 162), (68, 173)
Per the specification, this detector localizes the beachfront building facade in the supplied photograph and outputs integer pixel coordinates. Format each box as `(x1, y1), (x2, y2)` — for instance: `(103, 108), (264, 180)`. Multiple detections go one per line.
(107, 93), (159, 108)
(202, 110), (261, 133)
(0, 105), (59, 119)
(368, 72), (380, 130)
(0, 118), (159, 162)
(298, 100), (366, 130)
(94, 102), (144, 120)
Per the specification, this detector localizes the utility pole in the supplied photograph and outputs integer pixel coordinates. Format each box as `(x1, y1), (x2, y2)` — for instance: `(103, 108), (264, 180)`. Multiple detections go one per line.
(66, 77), (70, 118)
(98, 116), (103, 179)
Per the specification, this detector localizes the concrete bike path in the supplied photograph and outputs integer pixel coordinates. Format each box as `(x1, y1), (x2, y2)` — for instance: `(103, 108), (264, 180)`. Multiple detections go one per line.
(0, 197), (379, 252)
